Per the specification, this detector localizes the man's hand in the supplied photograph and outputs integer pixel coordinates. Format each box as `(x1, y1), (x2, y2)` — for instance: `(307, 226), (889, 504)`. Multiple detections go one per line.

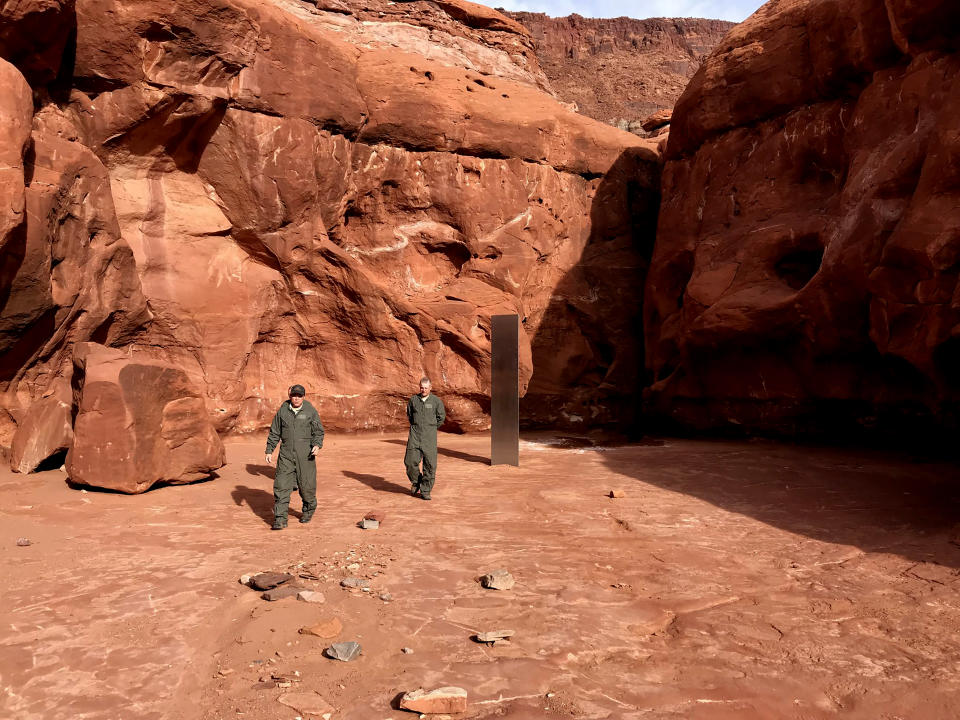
(265, 453), (273, 465)
(310, 446), (320, 457)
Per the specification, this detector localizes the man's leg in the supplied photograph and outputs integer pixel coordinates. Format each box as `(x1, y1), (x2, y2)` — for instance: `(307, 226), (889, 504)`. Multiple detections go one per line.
(299, 459), (318, 523)
(419, 447), (437, 500)
(272, 458), (295, 529)
(404, 445), (423, 494)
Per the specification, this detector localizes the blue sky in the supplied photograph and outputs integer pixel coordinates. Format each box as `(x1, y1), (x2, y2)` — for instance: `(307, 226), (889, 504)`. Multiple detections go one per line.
(490, 0), (766, 22)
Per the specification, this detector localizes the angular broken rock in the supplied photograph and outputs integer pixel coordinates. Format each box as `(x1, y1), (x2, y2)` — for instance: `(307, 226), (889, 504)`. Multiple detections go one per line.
(341, 577), (368, 589)
(400, 687), (468, 714)
(475, 630), (514, 643)
(261, 585), (301, 601)
(480, 569), (515, 590)
(278, 691), (333, 716)
(297, 590), (325, 604)
(359, 518), (380, 530)
(299, 618), (342, 639)
(239, 574), (253, 586)
(325, 641), (361, 661)
(250, 572), (294, 591)
(16, 538), (32, 547)
(609, 489), (625, 498)
(364, 511), (385, 523)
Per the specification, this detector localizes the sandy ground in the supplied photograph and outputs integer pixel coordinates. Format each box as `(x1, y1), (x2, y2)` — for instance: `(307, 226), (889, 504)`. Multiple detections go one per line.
(2, 432), (960, 720)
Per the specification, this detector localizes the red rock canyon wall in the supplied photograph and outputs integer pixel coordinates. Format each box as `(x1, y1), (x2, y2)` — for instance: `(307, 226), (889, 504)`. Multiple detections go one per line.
(645, 0), (960, 439)
(503, 12), (734, 135)
(0, 0), (661, 487)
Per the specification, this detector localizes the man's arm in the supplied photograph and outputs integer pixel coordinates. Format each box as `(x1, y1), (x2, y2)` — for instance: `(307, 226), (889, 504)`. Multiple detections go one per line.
(310, 410), (325, 455)
(436, 397), (446, 427)
(406, 397), (414, 425)
(265, 410), (282, 464)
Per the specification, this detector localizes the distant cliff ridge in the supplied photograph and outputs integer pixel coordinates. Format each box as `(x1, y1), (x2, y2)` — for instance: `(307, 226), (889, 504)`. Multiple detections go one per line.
(502, 12), (735, 134)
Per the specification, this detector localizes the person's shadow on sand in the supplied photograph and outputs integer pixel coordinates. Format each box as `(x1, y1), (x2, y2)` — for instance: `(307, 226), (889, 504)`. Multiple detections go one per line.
(245, 463), (273, 478)
(231, 484), (301, 525)
(342, 470), (410, 495)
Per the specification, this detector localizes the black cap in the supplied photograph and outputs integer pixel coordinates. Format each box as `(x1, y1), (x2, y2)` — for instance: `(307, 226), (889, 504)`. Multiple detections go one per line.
(288, 384), (306, 397)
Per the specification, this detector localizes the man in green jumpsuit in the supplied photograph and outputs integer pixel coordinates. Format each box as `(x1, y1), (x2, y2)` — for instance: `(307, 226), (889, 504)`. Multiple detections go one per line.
(265, 384), (325, 530)
(405, 377), (446, 501)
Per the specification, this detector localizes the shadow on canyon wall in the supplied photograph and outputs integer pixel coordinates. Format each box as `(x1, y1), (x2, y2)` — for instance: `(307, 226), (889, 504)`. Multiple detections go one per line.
(520, 146), (660, 436)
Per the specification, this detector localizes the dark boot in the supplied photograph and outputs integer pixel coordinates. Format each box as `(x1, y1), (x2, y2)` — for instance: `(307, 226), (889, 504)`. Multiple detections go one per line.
(299, 512), (314, 524)
(271, 518), (287, 530)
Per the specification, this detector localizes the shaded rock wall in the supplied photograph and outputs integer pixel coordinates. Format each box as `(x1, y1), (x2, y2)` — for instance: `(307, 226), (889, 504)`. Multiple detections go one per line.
(645, 0), (960, 440)
(503, 12), (734, 134)
(0, 0), (661, 474)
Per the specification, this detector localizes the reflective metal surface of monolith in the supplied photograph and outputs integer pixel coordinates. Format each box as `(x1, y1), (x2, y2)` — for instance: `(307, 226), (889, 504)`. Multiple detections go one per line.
(491, 314), (519, 466)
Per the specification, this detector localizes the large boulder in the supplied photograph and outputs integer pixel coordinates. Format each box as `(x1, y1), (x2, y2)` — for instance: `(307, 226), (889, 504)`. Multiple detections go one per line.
(645, 0), (960, 438)
(66, 343), (225, 493)
(10, 393), (73, 473)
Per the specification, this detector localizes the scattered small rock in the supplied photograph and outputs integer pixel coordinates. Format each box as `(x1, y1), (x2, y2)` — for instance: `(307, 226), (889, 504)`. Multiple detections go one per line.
(325, 641), (361, 662)
(359, 518), (380, 530)
(475, 629), (514, 643)
(217, 668), (235, 676)
(239, 574), (253, 585)
(480, 569), (515, 590)
(346, 562), (361, 571)
(16, 538), (31, 547)
(341, 577), (368, 589)
(300, 618), (343, 639)
(400, 687), (468, 714)
(297, 590), (325, 604)
(249, 572), (294, 591)
(261, 585), (301, 602)
(609, 489), (625, 498)
(278, 691), (334, 716)
(401, 647), (414, 654)
(379, 592), (393, 602)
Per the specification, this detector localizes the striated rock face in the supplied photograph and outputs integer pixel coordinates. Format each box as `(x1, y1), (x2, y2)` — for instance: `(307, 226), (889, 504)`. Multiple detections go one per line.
(503, 12), (734, 135)
(645, 0), (960, 439)
(0, 0), (660, 480)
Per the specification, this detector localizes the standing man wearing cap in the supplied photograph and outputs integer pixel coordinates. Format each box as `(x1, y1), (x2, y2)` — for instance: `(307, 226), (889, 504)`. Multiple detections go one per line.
(265, 384), (325, 530)
(404, 377), (446, 500)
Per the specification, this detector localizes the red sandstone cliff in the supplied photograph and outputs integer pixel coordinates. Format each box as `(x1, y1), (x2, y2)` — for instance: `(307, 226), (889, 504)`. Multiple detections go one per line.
(503, 12), (734, 134)
(0, 0), (660, 488)
(645, 0), (960, 439)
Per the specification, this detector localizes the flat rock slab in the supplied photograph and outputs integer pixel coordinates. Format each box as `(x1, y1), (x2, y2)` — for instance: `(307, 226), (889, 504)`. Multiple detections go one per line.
(341, 577), (369, 588)
(261, 585), (301, 601)
(300, 618), (342, 639)
(359, 518), (379, 529)
(250, 572), (293, 591)
(480, 569), (515, 590)
(325, 641), (361, 661)
(297, 590), (325, 603)
(278, 691), (334, 716)
(475, 629), (515, 642)
(400, 687), (468, 714)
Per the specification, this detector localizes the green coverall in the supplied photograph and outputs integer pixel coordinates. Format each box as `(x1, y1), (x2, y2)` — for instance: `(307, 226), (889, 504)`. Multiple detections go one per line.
(265, 400), (325, 524)
(404, 393), (446, 497)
